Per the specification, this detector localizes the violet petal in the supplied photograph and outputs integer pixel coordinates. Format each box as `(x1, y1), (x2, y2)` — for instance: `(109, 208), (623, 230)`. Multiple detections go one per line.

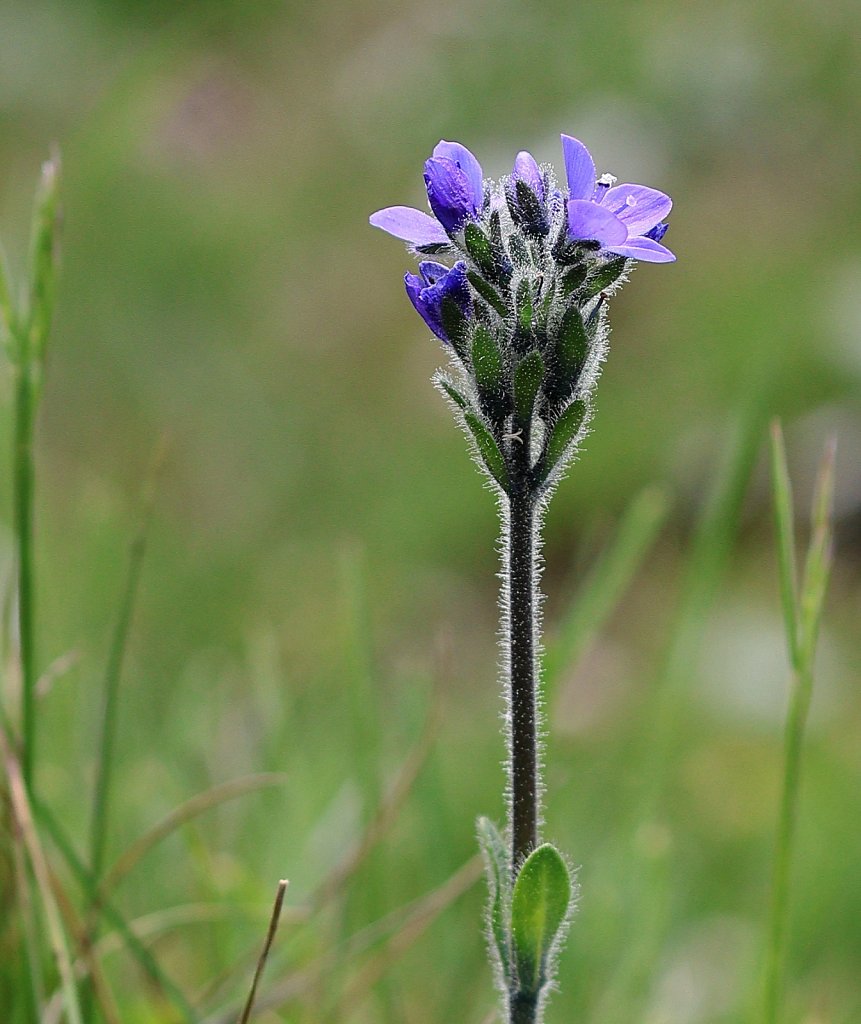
(423, 157), (479, 232)
(432, 140), (484, 207)
(561, 135), (596, 200)
(369, 206), (449, 245)
(601, 184), (672, 236)
(567, 199), (628, 246)
(513, 151), (544, 200)
(605, 236), (676, 263)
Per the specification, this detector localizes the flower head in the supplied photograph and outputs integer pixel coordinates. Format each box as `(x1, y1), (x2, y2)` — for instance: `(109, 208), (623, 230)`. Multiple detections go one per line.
(370, 131), (676, 496)
(404, 260), (472, 343)
(561, 134), (675, 263)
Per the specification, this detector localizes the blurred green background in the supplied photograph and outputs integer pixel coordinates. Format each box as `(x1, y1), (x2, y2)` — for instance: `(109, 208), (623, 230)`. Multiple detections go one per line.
(1, 0), (860, 1021)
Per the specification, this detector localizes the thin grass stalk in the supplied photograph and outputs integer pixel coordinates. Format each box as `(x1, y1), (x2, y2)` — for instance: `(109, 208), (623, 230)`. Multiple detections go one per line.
(82, 449), (162, 1021)
(88, 469), (159, 885)
(762, 427), (835, 1024)
(13, 361), (37, 790)
(3, 736), (83, 1024)
(237, 880), (288, 1024)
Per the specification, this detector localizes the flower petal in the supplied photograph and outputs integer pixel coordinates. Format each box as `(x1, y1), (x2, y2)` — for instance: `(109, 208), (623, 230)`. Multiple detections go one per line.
(561, 134), (596, 200)
(404, 271), (447, 340)
(418, 260), (451, 285)
(567, 199), (628, 246)
(601, 184), (672, 236)
(424, 157), (479, 232)
(513, 150), (544, 200)
(369, 206), (449, 245)
(605, 236), (676, 263)
(432, 140), (484, 206)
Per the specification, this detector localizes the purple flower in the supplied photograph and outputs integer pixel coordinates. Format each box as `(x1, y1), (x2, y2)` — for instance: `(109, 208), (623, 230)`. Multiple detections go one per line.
(561, 134), (675, 263)
(404, 260), (472, 342)
(370, 141), (484, 245)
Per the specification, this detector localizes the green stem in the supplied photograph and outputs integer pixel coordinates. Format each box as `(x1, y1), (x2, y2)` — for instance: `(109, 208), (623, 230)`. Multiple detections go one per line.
(762, 656), (813, 1024)
(13, 364), (37, 791)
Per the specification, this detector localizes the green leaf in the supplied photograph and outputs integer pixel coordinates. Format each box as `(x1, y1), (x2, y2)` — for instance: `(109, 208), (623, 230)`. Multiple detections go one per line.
(559, 263), (587, 297)
(556, 305), (589, 377)
(439, 379), (468, 411)
(515, 179), (544, 233)
(511, 844), (572, 996)
(472, 325), (504, 394)
(477, 817), (511, 981)
(467, 270), (508, 318)
(540, 400), (587, 481)
(464, 222), (496, 279)
(581, 257), (627, 299)
(464, 412), (509, 491)
(516, 280), (533, 335)
(440, 296), (468, 357)
(513, 351), (544, 423)
(508, 233), (530, 266)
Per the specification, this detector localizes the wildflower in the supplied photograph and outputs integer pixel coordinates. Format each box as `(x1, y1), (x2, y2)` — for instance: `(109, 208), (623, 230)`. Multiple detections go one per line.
(370, 131), (676, 1024)
(562, 134), (675, 262)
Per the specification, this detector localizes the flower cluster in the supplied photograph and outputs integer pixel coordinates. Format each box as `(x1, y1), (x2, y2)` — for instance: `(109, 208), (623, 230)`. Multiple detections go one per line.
(370, 134), (674, 495)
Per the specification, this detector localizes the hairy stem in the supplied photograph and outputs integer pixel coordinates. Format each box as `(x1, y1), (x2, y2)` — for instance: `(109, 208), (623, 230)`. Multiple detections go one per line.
(507, 439), (539, 873)
(511, 992), (538, 1024)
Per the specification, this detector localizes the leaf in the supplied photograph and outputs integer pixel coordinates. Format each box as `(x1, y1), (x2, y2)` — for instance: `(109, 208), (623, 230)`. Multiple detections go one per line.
(515, 179), (546, 235)
(467, 270), (508, 318)
(540, 400), (587, 481)
(559, 263), (587, 297)
(464, 412), (509, 491)
(581, 256), (627, 299)
(477, 817), (511, 981)
(471, 325), (504, 394)
(511, 844), (572, 996)
(516, 280), (533, 335)
(440, 296), (468, 357)
(464, 222), (496, 279)
(556, 305), (589, 377)
(513, 351), (544, 424)
(439, 379), (468, 411)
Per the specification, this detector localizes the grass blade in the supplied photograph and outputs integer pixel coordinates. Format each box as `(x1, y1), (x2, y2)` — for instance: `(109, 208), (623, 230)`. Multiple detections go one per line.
(763, 433), (835, 1024)
(769, 421), (799, 664)
(89, 441), (165, 886)
(3, 735), (83, 1024)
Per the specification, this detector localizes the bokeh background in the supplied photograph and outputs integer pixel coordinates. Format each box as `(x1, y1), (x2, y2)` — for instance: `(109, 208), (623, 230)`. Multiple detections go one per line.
(1, 1), (860, 1021)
